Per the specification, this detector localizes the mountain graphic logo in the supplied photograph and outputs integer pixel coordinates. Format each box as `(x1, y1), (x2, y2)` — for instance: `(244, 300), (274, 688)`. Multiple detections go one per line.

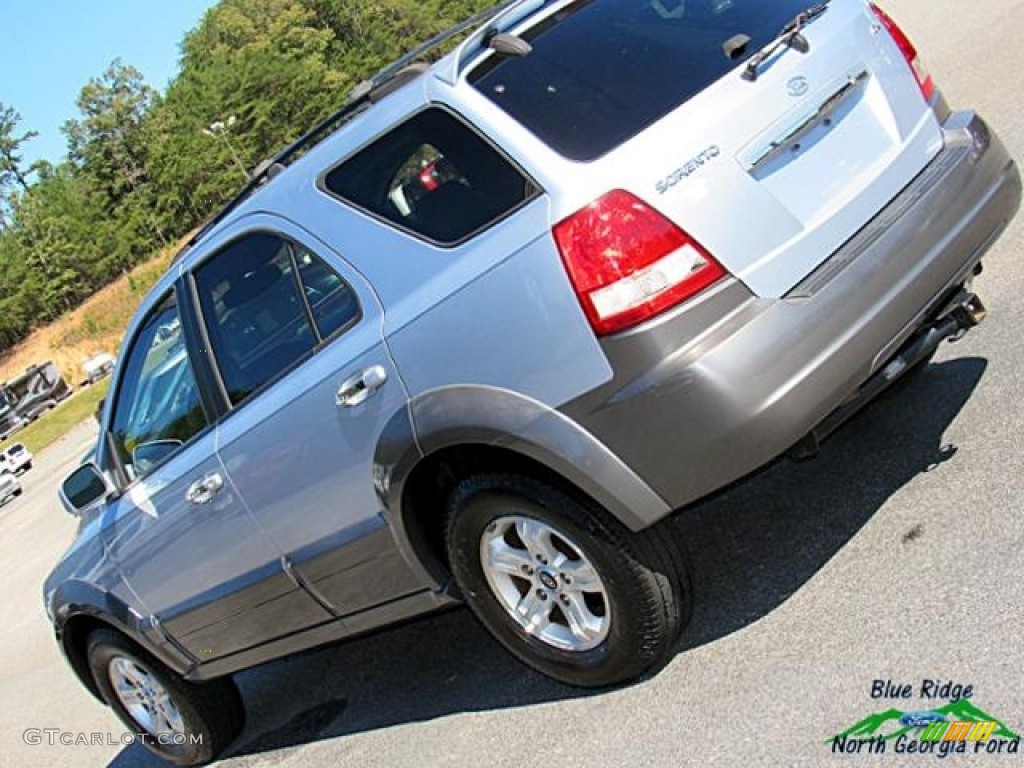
(830, 700), (1021, 743)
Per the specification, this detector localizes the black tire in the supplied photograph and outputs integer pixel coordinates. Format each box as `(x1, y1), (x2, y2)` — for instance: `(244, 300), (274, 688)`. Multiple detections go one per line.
(12, 488), (22, 497)
(446, 473), (692, 688)
(87, 629), (244, 766)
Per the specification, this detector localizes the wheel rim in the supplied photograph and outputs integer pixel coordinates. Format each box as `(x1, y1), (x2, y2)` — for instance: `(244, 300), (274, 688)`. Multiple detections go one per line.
(479, 515), (611, 652)
(108, 656), (186, 739)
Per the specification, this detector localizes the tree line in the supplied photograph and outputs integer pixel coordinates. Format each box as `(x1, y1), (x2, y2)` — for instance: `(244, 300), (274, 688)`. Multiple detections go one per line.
(0, 0), (492, 351)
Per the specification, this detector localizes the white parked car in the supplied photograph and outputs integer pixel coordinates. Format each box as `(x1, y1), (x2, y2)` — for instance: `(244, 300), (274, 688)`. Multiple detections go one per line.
(0, 467), (21, 504)
(4, 442), (33, 474)
(82, 353), (116, 385)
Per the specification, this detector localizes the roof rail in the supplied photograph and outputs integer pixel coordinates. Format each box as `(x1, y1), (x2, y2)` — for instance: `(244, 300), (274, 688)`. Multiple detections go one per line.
(172, 97), (372, 263)
(354, 0), (523, 98)
(172, 1), (526, 265)
(436, 0), (547, 85)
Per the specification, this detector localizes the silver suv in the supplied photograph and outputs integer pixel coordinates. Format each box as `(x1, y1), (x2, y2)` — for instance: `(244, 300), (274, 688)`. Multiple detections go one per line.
(47, 1), (1020, 764)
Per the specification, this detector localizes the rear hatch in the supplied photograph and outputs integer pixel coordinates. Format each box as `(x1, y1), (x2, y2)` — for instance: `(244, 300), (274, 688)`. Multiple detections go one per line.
(468, 0), (943, 298)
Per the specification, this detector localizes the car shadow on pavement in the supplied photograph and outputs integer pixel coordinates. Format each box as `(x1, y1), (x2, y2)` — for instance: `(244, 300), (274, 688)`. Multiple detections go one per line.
(108, 608), (588, 768)
(106, 357), (986, 768)
(673, 356), (987, 651)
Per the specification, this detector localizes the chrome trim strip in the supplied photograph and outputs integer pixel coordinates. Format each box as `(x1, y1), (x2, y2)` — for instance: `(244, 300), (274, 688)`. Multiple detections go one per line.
(741, 70), (870, 173)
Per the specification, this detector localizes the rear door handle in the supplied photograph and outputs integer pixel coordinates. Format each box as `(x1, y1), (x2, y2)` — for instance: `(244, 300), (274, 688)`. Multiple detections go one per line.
(186, 473), (224, 505)
(336, 365), (388, 408)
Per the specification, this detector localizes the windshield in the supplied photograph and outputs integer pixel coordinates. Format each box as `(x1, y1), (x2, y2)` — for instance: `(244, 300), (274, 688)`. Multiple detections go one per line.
(469, 0), (827, 160)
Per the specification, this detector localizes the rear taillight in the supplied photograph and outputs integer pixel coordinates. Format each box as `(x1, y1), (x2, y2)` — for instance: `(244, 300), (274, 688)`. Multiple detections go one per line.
(869, 3), (935, 102)
(553, 189), (727, 336)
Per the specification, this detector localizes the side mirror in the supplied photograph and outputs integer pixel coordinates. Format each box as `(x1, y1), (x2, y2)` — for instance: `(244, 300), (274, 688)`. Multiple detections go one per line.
(132, 439), (183, 475)
(59, 463), (110, 516)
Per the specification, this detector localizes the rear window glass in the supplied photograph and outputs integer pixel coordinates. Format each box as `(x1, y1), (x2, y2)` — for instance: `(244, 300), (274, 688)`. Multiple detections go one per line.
(469, 0), (824, 161)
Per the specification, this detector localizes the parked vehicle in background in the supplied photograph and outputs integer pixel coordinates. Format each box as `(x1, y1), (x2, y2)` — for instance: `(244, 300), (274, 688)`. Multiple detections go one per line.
(0, 361), (72, 424)
(82, 353), (116, 385)
(0, 394), (26, 441)
(0, 467), (21, 505)
(3, 443), (33, 474)
(45, 0), (1020, 765)
(155, 317), (182, 342)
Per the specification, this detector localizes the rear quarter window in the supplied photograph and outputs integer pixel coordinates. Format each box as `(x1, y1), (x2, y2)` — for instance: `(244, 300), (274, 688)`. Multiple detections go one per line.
(322, 108), (537, 245)
(469, 0), (827, 160)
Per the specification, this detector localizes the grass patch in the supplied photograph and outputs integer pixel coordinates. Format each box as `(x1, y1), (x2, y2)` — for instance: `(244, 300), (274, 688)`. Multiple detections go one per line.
(0, 233), (192, 458)
(0, 379), (108, 455)
(0, 237), (185, 388)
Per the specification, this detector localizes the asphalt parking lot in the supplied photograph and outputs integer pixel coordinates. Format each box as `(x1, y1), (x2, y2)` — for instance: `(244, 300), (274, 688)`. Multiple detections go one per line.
(2, 1), (1022, 766)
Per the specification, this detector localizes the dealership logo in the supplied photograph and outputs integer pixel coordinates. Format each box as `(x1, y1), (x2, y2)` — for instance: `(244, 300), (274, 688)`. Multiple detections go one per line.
(920, 718), (999, 743)
(829, 680), (1020, 758)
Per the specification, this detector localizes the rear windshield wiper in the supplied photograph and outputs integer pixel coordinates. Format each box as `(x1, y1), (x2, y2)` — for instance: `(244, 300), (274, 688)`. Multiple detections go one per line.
(742, 2), (831, 82)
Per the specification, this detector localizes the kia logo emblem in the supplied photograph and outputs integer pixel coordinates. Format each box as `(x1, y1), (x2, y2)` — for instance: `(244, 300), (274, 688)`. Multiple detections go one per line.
(787, 76), (809, 97)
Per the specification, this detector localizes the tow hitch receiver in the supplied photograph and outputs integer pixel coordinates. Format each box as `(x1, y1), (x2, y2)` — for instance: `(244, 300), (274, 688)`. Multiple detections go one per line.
(951, 293), (987, 337)
(790, 290), (987, 459)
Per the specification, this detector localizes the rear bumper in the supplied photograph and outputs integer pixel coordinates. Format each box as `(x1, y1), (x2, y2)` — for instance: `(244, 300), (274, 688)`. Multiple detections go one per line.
(562, 110), (1021, 521)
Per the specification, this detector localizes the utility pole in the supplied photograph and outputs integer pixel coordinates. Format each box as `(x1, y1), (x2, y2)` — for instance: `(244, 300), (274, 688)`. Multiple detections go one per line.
(202, 116), (248, 181)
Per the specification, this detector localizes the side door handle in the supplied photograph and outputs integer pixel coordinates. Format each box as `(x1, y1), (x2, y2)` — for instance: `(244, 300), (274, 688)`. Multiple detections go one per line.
(336, 365), (388, 408)
(186, 472), (224, 505)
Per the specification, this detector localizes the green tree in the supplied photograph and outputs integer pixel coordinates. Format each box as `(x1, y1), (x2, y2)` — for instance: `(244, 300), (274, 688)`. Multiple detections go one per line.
(0, 103), (37, 193)
(0, 0), (500, 355)
(64, 61), (156, 198)
(0, 103), (40, 226)
(147, 0), (347, 221)
(303, 0), (493, 74)
(64, 60), (168, 263)
(4, 165), (102, 316)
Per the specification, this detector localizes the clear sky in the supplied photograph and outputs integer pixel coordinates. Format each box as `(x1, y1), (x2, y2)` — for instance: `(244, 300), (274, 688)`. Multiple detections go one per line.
(2, 0), (220, 168)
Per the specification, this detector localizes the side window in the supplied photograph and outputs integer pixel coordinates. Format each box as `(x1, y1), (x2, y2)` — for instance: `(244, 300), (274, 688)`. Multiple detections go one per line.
(109, 294), (207, 480)
(323, 108), (535, 244)
(293, 243), (361, 339)
(195, 233), (317, 406)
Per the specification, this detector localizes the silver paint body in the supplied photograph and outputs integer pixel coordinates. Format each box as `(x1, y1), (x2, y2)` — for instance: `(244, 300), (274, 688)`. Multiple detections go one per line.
(45, 0), (1020, 689)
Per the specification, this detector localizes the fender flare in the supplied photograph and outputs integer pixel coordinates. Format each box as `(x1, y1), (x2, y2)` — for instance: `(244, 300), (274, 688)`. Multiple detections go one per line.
(374, 385), (671, 585)
(49, 580), (196, 700)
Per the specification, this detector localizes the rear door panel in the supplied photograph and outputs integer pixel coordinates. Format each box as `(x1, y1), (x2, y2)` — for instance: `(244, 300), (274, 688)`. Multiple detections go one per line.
(206, 215), (428, 618)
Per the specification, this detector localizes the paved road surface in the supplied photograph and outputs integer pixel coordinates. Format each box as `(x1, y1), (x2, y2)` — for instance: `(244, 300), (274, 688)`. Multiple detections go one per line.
(1, 1), (1021, 766)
